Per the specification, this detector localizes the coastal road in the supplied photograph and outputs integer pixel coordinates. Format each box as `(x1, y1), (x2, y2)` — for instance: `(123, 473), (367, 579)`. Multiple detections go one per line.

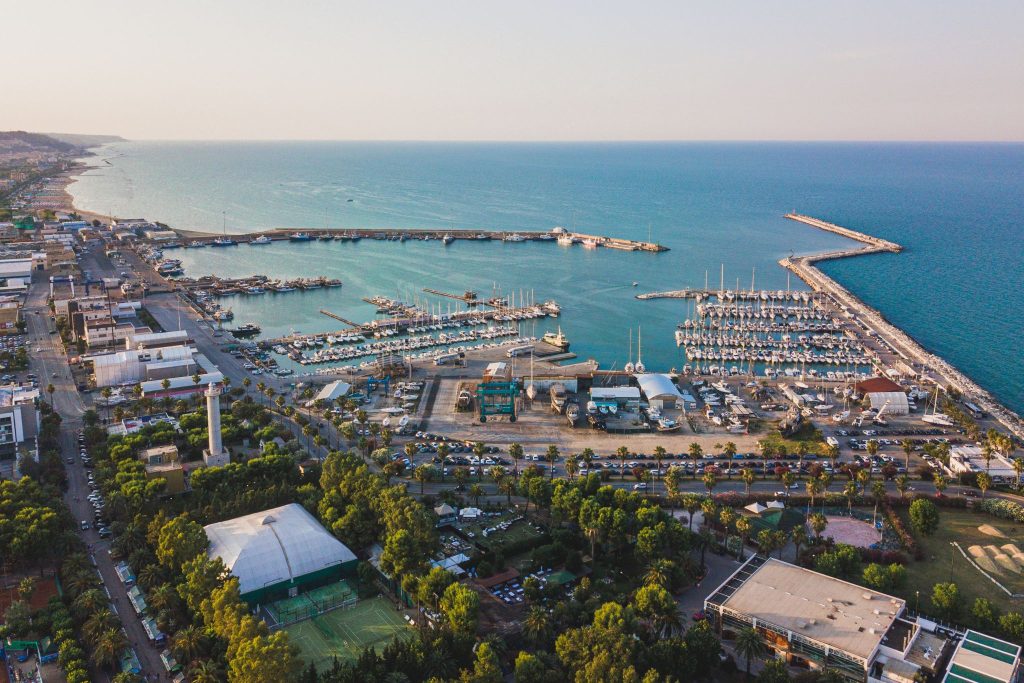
(23, 274), (165, 682)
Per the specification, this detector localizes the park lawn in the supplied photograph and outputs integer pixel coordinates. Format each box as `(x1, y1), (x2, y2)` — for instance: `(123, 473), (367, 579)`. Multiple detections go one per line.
(894, 506), (1024, 612)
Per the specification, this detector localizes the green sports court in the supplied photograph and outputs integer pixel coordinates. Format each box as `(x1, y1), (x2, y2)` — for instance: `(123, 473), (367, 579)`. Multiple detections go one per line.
(284, 596), (412, 670)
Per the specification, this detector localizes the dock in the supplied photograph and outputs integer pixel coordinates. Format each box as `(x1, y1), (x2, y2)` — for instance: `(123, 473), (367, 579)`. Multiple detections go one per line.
(784, 213), (903, 253)
(319, 309), (360, 328)
(423, 288), (480, 304)
(166, 227), (670, 252)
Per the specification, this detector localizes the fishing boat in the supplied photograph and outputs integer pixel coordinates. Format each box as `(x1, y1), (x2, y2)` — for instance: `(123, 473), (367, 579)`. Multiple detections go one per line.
(503, 233), (526, 242)
(442, 234), (454, 245)
(210, 236), (237, 247)
(186, 241), (206, 248)
(317, 232), (333, 241)
(581, 238), (599, 249)
(557, 234), (576, 246)
(250, 235), (273, 245)
(289, 232), (313, 241)
(542, 327), (570, 351)
(230, 323), (262, 337)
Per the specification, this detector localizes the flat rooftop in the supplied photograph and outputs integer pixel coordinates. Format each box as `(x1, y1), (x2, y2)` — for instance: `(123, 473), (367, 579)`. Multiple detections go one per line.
(944, 630), (1021, 683)
(711, 557), (905, 661)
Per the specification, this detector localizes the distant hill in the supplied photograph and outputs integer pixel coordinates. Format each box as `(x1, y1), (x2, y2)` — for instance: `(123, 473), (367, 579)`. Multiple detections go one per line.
(43, 132), (125, 147)
(0, 131), (125, 156)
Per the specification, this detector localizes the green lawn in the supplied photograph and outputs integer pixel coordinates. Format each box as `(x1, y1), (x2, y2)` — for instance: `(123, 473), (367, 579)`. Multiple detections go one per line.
(458, 513), (545, 553)
(285, 597), (411, 670)
(896, 507), (1024, 612)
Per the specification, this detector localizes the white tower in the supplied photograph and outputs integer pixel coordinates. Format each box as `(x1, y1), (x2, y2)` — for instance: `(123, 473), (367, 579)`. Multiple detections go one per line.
(203, 382), (230, 466)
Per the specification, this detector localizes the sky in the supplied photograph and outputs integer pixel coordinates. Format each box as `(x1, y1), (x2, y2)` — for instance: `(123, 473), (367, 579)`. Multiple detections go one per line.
(6, 0), (1023, 141)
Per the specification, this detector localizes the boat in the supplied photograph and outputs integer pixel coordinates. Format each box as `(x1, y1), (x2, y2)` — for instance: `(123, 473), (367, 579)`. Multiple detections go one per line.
(210, 237), (237, 247)
(550, 383), (568, 412)
(657, 417), (681, 432)
(230, 323), (262, 337)
(503, 233), (526, 242)
(317, 232), (333, 241)
(557, 234), (576, 246)
(565, 403), (580, 424)
(457, 390), (472, 410)
(542, 327), (570, 351)
(289, 232), (312, 241)
(442, 234), (454, 245)
(186, 241), (205, 248)
(634, 326), (646, 373)
(581, 238), (599, 249)
(251, 235), (273, 245)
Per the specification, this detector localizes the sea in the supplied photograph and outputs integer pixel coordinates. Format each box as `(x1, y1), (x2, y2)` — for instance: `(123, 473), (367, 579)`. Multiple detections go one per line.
(68, 141), (1024, 415)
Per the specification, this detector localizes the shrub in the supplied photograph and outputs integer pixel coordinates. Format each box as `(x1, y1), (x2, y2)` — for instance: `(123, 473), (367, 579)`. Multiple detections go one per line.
(909, 499), (940, 535)
(883, 501), (923, 560)
(980, 499), (1024, 523)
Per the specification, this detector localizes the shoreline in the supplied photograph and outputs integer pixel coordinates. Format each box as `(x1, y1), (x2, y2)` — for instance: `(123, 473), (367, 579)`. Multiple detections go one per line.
(777, 216), (1024, 441)
(60, 163), (1024, 438)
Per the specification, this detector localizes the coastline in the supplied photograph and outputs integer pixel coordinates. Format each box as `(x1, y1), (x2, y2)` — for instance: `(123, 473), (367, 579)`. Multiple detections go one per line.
(59, 162), (1024, 439)
(778, 217), (1024, 441)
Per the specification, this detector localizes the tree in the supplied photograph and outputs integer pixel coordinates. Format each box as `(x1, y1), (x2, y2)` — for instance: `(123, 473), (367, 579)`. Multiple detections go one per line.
(735, 626), (766, 679)
(689, 443), (703, 479)
(977, 471), (992, 499)
(757, 658), (791, 683)
(809, 512), (828, 540)
(909, 498), (940, 535)
(895, 474), (910, 500)
(469, 483), (484, 507)
(227, 630), (297, 683)
(931, 582), (961, 619)
(509, 442), (523, 475)
(92, 627), (128, 671)
(735, 516), (752, 560)
(414, 463), (435, 494)
(156, 515), (208, 572)
(440, 582), (479, 635)
(702, 469), (717, 496)
(46, 383), (55, 406)
(616, 445), (630, 480)
(523, 606), (551, 645)
(634, 584), (681, 637)
(464, 642), (503, 683)
(866, 439), (879, 457)
(546, 444), (559, 480)
(741, 468), (755, 496)
(499, 475), (516, 506)
(188, 660), (225, 683)
(998, 612), (1024, 643)
(972, 597), (999, 631)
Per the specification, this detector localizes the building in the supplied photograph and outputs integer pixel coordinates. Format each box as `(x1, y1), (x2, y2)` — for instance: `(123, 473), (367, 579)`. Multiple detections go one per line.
(125, 329), (191, 351)
(943, 630), (1020, 683)
(92, 345), (198, 387)
(315, 380), (352, 403)
(139, 371), (224, 399)
(84, 320), (144, 348)
(139, 444), (185, 494)
(705, 556), (1020, 683)
(946, 445), (1017, 484)
(855, 377), (910, 416)
(0, 385), (40, 481)
(635, 373), (684, 410)
(204, 503), (358, 604)
(589, 386), (641, 411)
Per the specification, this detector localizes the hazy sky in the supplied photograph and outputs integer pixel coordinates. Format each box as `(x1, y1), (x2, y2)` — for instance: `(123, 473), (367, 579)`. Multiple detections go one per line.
(7, 1), (1023, 141)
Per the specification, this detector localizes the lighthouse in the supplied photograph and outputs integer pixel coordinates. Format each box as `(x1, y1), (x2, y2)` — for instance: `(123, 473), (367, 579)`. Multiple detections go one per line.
(203, 382), (230, 466)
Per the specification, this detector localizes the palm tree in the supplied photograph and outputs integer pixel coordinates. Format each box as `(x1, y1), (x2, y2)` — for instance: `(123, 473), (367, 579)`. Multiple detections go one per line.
(719, 508), (735, 547)
(790, 524), (808, 562)
(681, 492), (700, 530)
(498, 476), (515, 505)
(509, 442), (523, 475)
(473, 442), (486, 479)
(100, 386), (112, 422)
(866, 439), (880, 458)
(523, 606), (550, 645)
(735, 516), (751, 560)
(1013, 458), (1024, 490)
(734, 626), (766, 679)
(644, 558), (673, 588)
(46, 383), (55, 406)
(188, 659), (225, 683)
(900, 438), (915, 473)
(806, 478), (823, 509)
(580, 447), (595, 471)
(71, 588), (106, 620)
(653, 445), (667, 476)
(414, 464), (434, 494)
(795, 441), (809, 473)
(895, 474), (909, 500)
(404, 442), (417, 469)
(437, 443), (450, 481)
(172, 625), (206, 664)
(809, 512), (828, 540)
(546, 444), (559, 480)
(565, 455), (579, 480)
(843, 480), (857, 512)
(91, 626), (128, 670)
(82, 609), (119, 646)
(702, 469), (717, 497)
(469, 483), (484, 507)
(856, 467), (871, 496)
(933, 473), (948, 497)
(741, 468), (755, 496)
(977, 471), (992, 499)
(689, 443), (703, 479)
(616, 445), (630, 480)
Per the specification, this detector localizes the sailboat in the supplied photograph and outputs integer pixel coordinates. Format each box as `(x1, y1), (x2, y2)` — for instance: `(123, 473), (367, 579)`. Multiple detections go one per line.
(922, 386), (955, 427)
(211, 212), (238, 247)
(635, 326), (646, 373)
(526, 353), (537, 400)
(624, 330), (635, 374)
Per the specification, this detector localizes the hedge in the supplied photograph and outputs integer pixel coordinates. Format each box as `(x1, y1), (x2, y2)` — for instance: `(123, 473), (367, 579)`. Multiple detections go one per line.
(980, 499), (1024, 523)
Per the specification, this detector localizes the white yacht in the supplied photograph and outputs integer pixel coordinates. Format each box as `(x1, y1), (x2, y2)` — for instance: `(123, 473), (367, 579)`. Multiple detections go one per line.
(251, 235), (272, 245)
(542, 327), (570, 350)
(557, 234), (576, 246)
(503, 233), (526, 242)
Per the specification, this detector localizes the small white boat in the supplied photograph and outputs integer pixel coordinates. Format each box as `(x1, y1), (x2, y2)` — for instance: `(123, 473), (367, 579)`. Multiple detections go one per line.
(251, 235), (272, 245)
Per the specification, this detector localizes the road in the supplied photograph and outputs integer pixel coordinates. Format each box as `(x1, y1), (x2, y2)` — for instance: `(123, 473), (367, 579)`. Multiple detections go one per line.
(23, 273), (165, 682)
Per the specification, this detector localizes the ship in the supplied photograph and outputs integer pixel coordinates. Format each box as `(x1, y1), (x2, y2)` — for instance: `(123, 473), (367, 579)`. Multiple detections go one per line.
(289, 232), (313, 241)
(542, 327), (570, 350)
(230, 323), (262, 337)
(442, 234), (454, 245)
(250, 235), (272, 245)
(210, 236), (238, 247)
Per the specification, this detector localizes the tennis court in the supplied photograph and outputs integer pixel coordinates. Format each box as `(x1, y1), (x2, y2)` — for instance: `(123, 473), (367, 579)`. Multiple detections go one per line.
(286, 596), (411, 669)
(266, 580), (358, 626)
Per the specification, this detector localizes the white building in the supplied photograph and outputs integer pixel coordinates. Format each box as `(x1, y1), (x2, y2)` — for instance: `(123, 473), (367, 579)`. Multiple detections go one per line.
(635, 373), (684, 410)
(946, 445), (1017, 484)
(315, 380), (351, 403)
(92, 345), (196, 387)
(590, 386), (641, 410)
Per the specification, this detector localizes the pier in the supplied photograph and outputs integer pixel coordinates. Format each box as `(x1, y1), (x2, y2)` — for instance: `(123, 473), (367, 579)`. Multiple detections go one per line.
(319, 309), (360, 328)
(169, 227), (670, 252)
(784, 213), (903, 253)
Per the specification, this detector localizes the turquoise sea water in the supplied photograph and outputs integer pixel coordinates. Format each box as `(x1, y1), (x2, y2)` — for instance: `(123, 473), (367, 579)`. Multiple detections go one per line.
(69, 142), (1024, 413)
